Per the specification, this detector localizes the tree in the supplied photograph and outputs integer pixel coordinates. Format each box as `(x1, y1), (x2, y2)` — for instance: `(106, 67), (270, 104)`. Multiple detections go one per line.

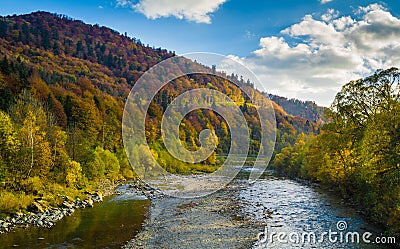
(333, 67), (399, 128)
(98, 148), (120, 182)
(84, 147), (105, 180)
(47, 127), (71, 183)
(84, 147), (120, 182)
(0, 111), (19, 163)
(116, 149), (135, 179)
(203, 128), (219, 165)
(0, 111), (20, 185)
(8, 91), (54, 184)
(19, 110), (52, 179)
(305, 68), (400, 234)
(65, 160), (82, 188)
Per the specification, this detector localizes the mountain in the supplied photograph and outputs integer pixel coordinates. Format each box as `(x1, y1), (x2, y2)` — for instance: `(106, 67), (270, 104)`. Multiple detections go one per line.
(0, 11), (175, 98)
(0, 12), (322, 213)
(268, 94), (327, 123)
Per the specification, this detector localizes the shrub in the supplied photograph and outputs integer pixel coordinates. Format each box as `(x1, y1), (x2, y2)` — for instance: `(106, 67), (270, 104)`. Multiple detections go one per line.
(21, 176), (44, 195)
(0, 191), (34, 214)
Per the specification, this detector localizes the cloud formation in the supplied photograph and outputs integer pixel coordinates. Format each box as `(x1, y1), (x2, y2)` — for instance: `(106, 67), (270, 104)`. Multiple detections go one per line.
(229, 4), (400, 106)
(116, 0), (227, 23)
(320, 0), (334, 4)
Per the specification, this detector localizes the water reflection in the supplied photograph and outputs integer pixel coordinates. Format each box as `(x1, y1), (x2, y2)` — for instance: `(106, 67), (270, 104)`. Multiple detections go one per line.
(0, 189), (149, 248)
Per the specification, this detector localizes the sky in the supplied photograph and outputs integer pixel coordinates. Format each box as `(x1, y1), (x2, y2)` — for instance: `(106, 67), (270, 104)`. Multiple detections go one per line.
(0, 0), (399, 106)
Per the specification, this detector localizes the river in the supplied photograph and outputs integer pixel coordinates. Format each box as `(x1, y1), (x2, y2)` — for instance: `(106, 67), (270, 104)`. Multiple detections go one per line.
(239, 170), (391, 248)
(0, 170), (394, 248)
(0, 185), (149, 248)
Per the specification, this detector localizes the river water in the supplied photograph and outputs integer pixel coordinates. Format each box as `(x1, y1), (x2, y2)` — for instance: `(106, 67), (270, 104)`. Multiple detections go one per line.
(0, 170), (394, 248)
(0, 186), (149, 248)
(238, 170), (392, 248)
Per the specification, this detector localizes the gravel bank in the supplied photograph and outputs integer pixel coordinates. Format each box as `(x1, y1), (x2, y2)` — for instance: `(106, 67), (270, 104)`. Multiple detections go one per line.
(124, 180), (262, 249)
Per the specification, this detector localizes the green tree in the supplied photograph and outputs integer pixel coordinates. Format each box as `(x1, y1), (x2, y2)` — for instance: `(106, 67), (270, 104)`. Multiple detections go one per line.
(98, 148), (120, 182)
(84, 147), (120, 182)
(116, 149), (135, 179)
(84, 147), (106, 181)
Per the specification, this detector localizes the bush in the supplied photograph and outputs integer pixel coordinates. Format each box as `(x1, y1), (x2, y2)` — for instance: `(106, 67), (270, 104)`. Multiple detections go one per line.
(0, 191), (34, 214)
(21, 176), (44, 196)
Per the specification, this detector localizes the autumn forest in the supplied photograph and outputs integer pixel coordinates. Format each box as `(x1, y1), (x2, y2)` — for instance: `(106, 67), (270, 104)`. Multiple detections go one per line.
(0, 11), (398, 237)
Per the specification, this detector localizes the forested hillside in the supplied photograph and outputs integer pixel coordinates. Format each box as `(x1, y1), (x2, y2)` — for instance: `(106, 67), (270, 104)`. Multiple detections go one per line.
(0, 12), (318, 215)
(268, 94), (327, 123)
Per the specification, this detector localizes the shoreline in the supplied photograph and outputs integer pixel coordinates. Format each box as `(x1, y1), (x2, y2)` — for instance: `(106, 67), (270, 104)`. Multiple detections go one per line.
(0, 191), (104, 234)
(0, 179), (139, 235)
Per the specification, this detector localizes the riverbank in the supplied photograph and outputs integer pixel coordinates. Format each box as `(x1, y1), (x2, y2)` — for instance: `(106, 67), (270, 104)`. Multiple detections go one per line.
(0, 178), (153, 235)
(123, 179), (263, 249)
(0, 191), (103, 234)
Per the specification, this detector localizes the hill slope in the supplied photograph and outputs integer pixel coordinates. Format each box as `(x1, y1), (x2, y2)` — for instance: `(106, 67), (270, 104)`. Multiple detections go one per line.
(0, 11), (320, 213)
(268, 94), (326, 123)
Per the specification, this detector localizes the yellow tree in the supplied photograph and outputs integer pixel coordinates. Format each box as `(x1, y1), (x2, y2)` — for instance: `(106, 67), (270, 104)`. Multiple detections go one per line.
(65, 160), (82, 188)
(19, 110), (52, 179)
(0, 111), (20, 186)
(203, 127), (219, 165)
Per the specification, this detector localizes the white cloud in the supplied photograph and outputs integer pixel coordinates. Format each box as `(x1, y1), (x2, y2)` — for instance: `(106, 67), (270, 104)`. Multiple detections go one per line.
(356, 3), (386, 14)
(116, 0), (227, 24)
(321, 8), (339, 22)
(320, 0), (334, 4)
(116, 0), (130, 7)
(225, 4), (400, 106)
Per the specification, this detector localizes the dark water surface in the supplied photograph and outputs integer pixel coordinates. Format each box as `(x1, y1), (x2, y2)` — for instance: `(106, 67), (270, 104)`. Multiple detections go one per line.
(0, 187), (149, 248)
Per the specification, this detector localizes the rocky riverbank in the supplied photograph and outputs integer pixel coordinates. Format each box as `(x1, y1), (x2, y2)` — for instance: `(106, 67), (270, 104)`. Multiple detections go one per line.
(123, 179), (263, 249)
(124, 179), (164, 200)
(0, 178), (155, 235)
(0, 192), (103, 234)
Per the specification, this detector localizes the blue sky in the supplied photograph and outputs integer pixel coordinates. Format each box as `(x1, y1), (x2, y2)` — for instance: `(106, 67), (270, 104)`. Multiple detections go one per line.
(0, 0), (399, 105)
